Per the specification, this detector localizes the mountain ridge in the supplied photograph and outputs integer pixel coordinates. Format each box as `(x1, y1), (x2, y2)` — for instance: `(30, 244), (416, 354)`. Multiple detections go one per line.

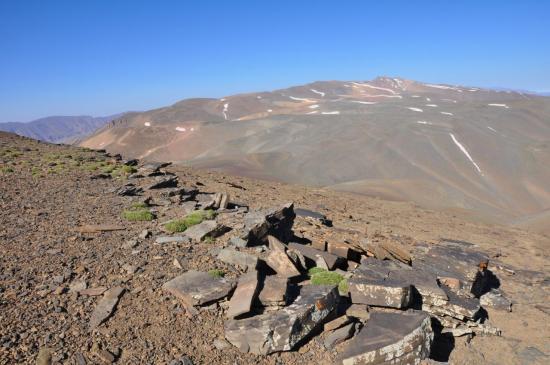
(80, 77), (550, 231)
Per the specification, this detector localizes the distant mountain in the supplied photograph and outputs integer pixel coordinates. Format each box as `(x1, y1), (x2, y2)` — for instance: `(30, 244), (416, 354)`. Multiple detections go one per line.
(80, 77), (550, 229)
(0, 114), (124, 143)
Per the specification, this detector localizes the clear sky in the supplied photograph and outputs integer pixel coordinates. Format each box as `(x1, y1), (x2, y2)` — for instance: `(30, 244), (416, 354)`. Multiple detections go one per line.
(1, 0), (549, 122)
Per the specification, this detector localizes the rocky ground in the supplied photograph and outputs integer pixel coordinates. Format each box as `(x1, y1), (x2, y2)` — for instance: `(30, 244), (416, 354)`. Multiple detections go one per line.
(0, 131), (549, 365)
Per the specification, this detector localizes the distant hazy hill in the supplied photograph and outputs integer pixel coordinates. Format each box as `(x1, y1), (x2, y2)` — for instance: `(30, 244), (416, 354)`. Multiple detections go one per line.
(81, 77), (550, 230)
(0, 114), (123, 143)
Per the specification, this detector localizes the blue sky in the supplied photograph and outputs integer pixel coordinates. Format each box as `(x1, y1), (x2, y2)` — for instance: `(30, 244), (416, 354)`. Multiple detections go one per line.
(1, 0), (549, 122)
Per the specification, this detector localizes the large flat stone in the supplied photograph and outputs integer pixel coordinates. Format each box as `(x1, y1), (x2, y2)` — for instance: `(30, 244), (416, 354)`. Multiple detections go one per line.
(338, 311), (433, 365)
(265, 249), (301, 278)
(89, 286), (125, 329)
(162, 270), (236, 307)
(217, 248), (258, 270)
(241, 203), (295, 245)
(288, 242), (345, 270)
(258, 275), (288, 307)
(227, 272), (259, 318)
(422, 285), (481, 321)
(184, 220), (229, 242)
(225, 285), (339, 355)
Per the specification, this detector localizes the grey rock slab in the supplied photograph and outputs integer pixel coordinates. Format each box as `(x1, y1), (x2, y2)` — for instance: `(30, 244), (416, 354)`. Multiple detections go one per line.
(258, 275), (288, 307)
(288, 242), (345, 270)
(265, 249), (301, 278)
(225, 285), (339, 355)
(162, 270), (236, 306)
(89, 286), (125, 329)
(346, 304), (370, 320)
(184, 220), (229, 242)
(480, 289), (512, 311)
(422, 285), (481, 321)
(324, 315), (352, 332)
(229, 236), (248, 248)
(227, 271), (259, 318)
(69, 280), (87, 293)
(324, 322), (357, 349)
(217, 248), (258, 270)
(338, 311), (433, 365)
(155, 236), (190, 245)
(241, 202), (295, 245)
(144, 175), (178, 190)
(348, 277), (411, 309)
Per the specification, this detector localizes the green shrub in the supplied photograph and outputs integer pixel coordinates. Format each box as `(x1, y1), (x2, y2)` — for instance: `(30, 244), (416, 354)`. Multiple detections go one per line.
(1, 166), (14, 174)
(122, 209), (154, 221)
(208, 269), (225, 278)
(131, 202), (149, 209)
(338, 279), (349, 295)
(164, 210), (216, 233)
(310, 269), (344, 287)
(308, 267), (327, 276)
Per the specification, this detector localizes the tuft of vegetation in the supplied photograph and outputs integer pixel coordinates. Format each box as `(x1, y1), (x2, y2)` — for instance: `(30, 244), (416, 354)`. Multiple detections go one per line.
(164, 210), (216, 233)
(1, 166), (14, 174)
(308, 267), (327, 276)
(338, 279), (349, 295)
(131, 201), (149, 209)
(309, 267), (347, 294)
(208, 269), (225, 278)
(122, 209), (154, 221)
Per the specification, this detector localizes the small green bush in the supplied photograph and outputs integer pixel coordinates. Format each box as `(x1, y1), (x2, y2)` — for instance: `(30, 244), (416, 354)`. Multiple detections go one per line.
(310, 270), (344, 287)
(122, 209), (154, 221)
(1, 166), (14, 174)
(308, 267), (327, 276)
(208, 269), (225, 278)
(338, 279), (349, 295)
(131, 202), (149, 209)
(164, 210), (216, 233)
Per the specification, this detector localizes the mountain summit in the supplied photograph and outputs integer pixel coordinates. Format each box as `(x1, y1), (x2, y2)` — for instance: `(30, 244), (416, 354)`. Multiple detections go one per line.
(80, 77), (550, 229)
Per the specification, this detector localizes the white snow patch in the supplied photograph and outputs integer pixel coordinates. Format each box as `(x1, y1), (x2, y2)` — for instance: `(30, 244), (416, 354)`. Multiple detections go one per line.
(426, 97), (431, 102)
(425, 104), (438, 107)
(442, 98), (457, 103)
(190, 127), (195, 131)
(321, 111), (340, 115)
(424, 83), (460, 91)
(256, 95), (262, 99)
(220, 98), (226, 101)
(411, 95), (421, 98)
(343, 84), (351, 88)
(144, 122), (151, 127)
(450, 133), (483, 175)
(309, 104), (319, 109)
(350, 101), (378, 105)
(222, 103), (229, 120)
(310, 89), (325, 97)
(351, 82), (398, 95)
(440, 112), (454, 116)
(407, 107), (424, 112)
(267, 109), (273, 113)
(307, 111), (319, 115)
(417, 121), (432, 125)
(365, 94), (403, 98)
(393, 78), (405, 90)
(487, 126), (497, 133)
(175, 127), (186, 132)
(289, 96), (315, 102)
(488, 103), (509, 109)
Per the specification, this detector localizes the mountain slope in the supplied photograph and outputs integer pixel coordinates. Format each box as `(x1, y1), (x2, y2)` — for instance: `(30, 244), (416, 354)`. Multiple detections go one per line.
(0, 114), (123, 143)
(80, 77), (550, 227)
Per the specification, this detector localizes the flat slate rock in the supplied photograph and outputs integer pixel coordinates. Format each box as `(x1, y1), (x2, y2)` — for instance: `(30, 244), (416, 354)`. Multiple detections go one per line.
(258, 275), (288, 307)
(155, 236), (190, 245)
(225, 285), (339, 355)
(241, 202), (295, 245)
(163, 270), (236, 307)
(217, 248), (258, 270)
(265, 249), (301, 278)
(89, 286), (125, 329)
(338, 311), (433, 365)
(184, 220), (228, 241)
(226, 271), (259, 318)
(288, 242), (345, 270)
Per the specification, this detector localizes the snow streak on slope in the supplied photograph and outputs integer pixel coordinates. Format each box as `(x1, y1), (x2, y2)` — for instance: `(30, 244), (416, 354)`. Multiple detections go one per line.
(450, 133), (483, 175)
(408, 107), (423, 112)
(310, 89), (325, 97)
(351, 82), (399, 95)
(223, 103), (229, 120)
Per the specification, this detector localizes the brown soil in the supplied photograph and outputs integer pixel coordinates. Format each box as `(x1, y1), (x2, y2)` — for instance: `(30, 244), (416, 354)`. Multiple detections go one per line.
(1, 132), (548, 364)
